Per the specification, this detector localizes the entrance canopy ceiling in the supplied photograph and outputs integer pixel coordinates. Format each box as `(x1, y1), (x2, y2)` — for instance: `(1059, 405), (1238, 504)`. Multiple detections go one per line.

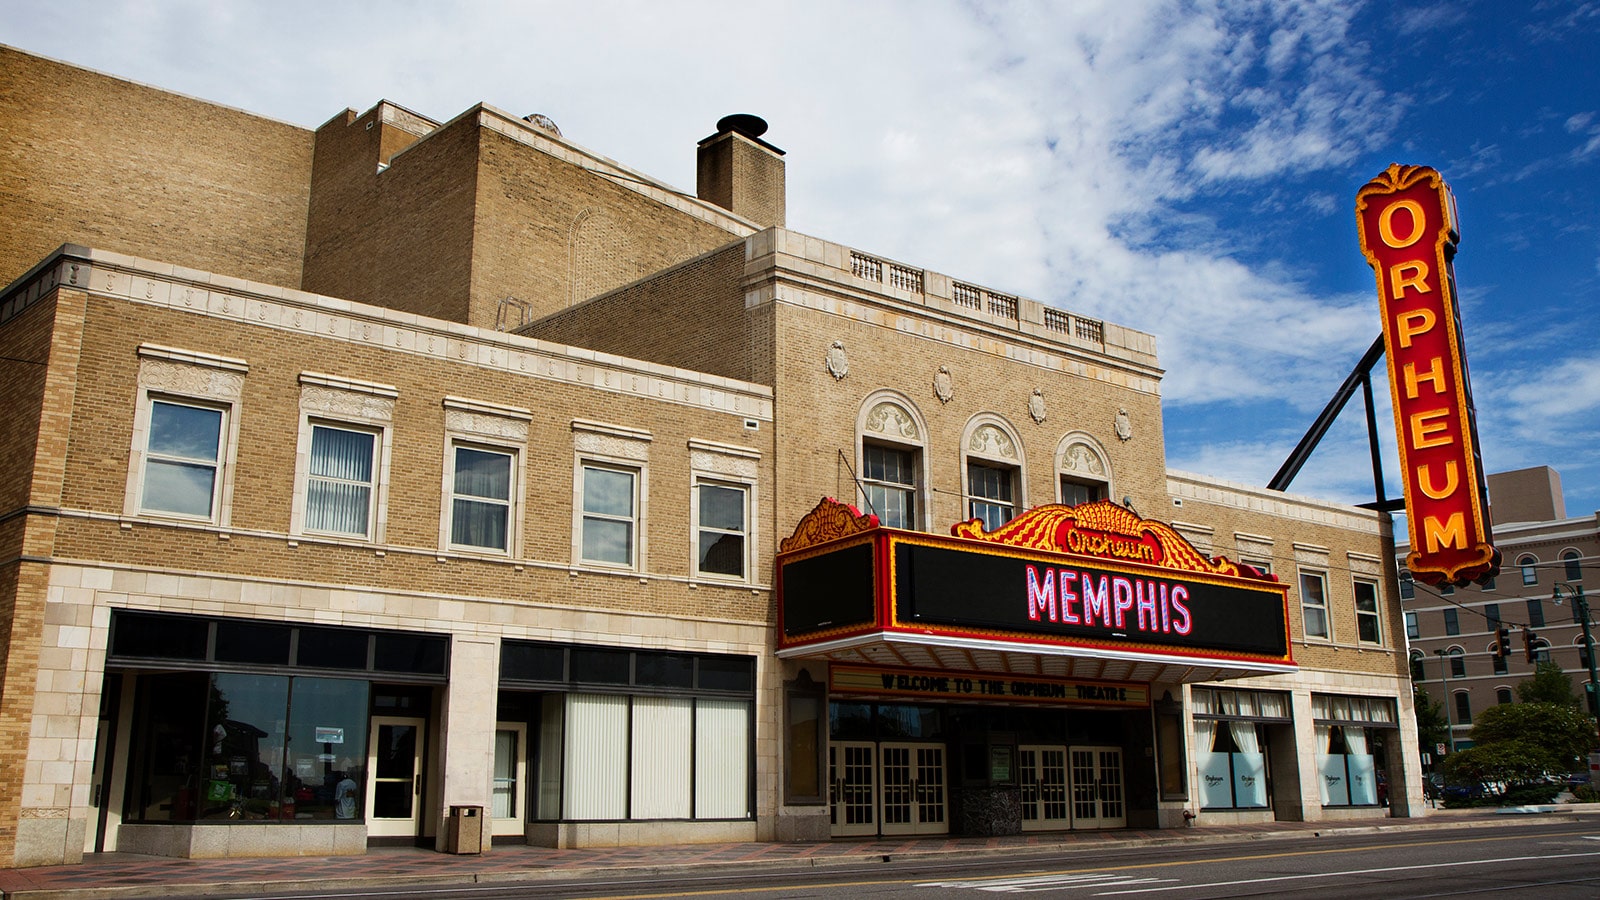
(776, 499), (1297, 685)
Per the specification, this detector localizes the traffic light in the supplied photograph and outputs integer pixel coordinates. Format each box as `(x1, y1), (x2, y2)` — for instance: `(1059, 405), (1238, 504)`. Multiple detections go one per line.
(1525, 628), (1539, 663)
(1496, 626), (1512, 659)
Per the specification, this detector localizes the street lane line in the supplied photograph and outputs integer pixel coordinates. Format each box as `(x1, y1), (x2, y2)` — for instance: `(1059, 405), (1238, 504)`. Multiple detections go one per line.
(1089, 849), (1600, 895)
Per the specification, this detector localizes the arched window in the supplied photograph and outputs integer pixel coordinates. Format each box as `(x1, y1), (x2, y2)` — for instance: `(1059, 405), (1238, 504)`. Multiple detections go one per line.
(1055, 432), (1111, 506)
(1531, 638), (1552, 665)
(1447, 646), (1466, 679)
(961, 414), (1026, 531)
(1409, 650), (1426, 682)
(1453, 691), (1472, 725)
(856, 392), (927, 531)
(1495, 688), (1513, 705)
(1398, 569), (1414, 600)
(1519, 554), (1539, 586)
(1563, 550), (1583, 582)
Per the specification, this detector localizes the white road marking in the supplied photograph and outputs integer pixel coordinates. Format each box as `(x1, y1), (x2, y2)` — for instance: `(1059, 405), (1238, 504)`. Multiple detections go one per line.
(1090, 848), (1600, 895)
(919, 873), (1177, 892)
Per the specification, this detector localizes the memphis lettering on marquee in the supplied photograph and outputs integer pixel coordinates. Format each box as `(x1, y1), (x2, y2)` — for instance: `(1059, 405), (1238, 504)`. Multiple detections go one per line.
(1356, 164), (1497, 586)
(1025, 565), (1193, 635)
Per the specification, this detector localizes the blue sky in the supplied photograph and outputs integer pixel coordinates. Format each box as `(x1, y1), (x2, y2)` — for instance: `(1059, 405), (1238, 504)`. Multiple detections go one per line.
(6, 0), (1598, 522)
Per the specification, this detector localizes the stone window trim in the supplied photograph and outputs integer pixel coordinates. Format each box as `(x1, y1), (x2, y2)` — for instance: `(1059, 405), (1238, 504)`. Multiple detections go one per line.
(290, 373), (398, 543)
(572, 420), (652, 572)
(688, 440), (761, 585)
(855, 390), (928, 532)
(123, 345), (248, 526)
(959, 413), (1027, 529)
(1054, 431), (1112, 507)
(1234, 532), (1275, 565)
(438, 397), (532, 558)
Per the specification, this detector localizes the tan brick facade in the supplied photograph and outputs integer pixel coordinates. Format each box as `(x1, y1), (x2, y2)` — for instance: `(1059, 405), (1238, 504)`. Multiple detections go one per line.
(0, 45), (1417, 865)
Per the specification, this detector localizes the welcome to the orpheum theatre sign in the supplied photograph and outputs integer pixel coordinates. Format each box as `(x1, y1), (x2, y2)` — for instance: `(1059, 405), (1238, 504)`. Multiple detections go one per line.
(1356, 164), (1499, 586)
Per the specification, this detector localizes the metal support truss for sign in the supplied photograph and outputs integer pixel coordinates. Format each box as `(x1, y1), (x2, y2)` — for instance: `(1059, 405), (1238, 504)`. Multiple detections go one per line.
(1267, 334), (1403, 512)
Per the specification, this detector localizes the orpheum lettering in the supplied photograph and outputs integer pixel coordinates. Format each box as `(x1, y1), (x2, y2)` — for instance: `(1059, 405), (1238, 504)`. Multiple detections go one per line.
(1026, 564), (1191, 635)
(1356, 164), (1498, 586)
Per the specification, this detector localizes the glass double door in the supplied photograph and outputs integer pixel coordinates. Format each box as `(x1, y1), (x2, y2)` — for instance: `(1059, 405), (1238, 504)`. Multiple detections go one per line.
(830, 741), (947, 837)
(1019, 744), (1125, 830)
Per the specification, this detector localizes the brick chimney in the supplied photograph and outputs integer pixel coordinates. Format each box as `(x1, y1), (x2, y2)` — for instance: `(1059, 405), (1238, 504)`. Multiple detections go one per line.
(697, 114), (785, 228)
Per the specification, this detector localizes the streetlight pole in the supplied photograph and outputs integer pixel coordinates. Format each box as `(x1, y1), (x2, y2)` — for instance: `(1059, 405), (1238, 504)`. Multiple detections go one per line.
(1552, 582), (1600, 734)
(1434, 648), (1456, 754)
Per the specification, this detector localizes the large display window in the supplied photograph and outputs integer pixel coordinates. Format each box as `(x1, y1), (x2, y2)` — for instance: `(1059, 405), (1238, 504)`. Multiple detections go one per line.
(127, 672), (368, 822)
(1313, 694), (1395, 808)
(1192, 687), (1289, 810)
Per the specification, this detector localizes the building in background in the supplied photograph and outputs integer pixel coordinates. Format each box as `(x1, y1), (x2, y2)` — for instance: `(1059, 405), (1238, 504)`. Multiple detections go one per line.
(1, 44), (1419, 867)
(1400, 466), (1600, 751)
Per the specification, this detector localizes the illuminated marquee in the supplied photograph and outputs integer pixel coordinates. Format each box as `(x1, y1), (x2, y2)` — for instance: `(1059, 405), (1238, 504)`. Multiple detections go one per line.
(1356, 164), (1498, 586)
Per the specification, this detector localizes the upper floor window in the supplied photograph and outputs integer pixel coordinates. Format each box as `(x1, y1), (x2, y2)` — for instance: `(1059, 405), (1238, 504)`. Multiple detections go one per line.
(1353, 580), (1381, 645)
(1405, 611), (1419, 640)
(1409, 650), (1425, 681)
(963, 417), (1024, 531)
(581, 463), (639, 566)
(1399, 569), (1414, 600)
(858, 395), (926, 531)
(1496, 688), (1513, 705)
(1448, 646), (1466, 678)
(1443, 608), (1459, 635)
(1520, 555), (1539, 586)
(450, 445), (515, 553)
(695, 481), (747, 579)
(1484, 603), (1500, 627)
(1056, 434), (1110, 507)
(1300, 571), (1329, 640)
(1527, 598), (1546, 628)
(863, 443), (917, 529)
(1564, 550), (1583, 582)
(141, 399), (226, 519)
(1454, 691), (1472, 724)
(126, 345), (247, 527)
(967, 461), (1016, 531)
(293, 373), (396, 542)
(305, 424), (378, 538)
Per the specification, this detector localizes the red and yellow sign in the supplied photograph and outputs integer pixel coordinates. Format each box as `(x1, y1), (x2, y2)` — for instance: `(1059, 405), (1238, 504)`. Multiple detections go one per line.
(1356, 164), (1498, 586)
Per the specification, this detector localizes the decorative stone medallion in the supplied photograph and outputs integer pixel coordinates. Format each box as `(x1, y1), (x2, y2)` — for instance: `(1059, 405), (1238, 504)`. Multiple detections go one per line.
(826, 341), (849, 381)
(933, 366), (953, 404)
(1028, 388), (1047, 424)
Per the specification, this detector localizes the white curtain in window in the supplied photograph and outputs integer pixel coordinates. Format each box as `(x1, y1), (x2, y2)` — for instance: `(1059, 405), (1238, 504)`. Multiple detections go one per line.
(1344, 726), (1377, 805)
(307, 426), (374, 535)
(564, 693), (627, 819)
(1228, 721), (1267, 808)
(1314, 724), (1334, 806)
(630, 696), (692, 819)
(1256, 692), (1289, 719)
(695, 699), (750, 818)
(1194, 719), (1232, 809)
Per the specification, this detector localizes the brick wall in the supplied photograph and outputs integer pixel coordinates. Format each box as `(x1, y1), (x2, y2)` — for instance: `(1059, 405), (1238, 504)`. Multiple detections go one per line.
(518, 242), (753, 382)
(0, 47), (313, 290)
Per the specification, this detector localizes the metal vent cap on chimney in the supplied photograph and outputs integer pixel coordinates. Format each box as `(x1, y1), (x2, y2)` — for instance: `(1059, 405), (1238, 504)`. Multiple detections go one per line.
(717, 114), (768, 139)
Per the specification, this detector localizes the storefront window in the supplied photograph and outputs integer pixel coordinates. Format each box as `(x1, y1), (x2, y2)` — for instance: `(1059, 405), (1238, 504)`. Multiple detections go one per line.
(1313, 692), (1393, 807)
(130, 672), (368, 823)
(1195, 720), (1267, 809)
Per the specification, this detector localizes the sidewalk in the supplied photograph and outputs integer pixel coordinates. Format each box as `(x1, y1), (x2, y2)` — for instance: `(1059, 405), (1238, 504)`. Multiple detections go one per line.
(6, 805), (1600, 900)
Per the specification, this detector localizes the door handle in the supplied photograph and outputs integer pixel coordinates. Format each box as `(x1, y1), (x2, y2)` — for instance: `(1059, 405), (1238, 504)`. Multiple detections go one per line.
(414, 775), (422, 796)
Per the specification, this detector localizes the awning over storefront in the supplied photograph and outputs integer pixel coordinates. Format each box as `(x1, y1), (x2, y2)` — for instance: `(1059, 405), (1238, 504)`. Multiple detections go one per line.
(777, 499), (1297, 685)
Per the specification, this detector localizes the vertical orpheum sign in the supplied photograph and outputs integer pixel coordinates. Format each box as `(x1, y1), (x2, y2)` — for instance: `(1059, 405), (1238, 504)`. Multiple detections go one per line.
(1356, 164), (1498, 586)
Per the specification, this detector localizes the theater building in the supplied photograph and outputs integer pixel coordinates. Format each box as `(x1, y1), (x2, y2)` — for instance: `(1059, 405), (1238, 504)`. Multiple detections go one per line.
(0, 44), (1419, 867)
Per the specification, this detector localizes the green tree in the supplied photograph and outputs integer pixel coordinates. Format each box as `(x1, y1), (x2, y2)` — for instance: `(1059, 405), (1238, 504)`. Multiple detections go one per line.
(1470, 701), (1596, 771)
(1413, 681), (1449, 756)
(1517, 661), (1581, 706)
(1439, 740), (1557, 797)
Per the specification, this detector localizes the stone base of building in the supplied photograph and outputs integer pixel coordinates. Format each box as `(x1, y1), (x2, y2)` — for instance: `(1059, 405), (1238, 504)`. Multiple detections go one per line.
(775, 807), (831, 841)
(115, 823), (368, 859)
(525, 820), (759, 849)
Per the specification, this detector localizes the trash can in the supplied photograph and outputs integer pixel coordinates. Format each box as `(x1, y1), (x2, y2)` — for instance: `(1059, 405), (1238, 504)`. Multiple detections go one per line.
(445, 805), (483, 854)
